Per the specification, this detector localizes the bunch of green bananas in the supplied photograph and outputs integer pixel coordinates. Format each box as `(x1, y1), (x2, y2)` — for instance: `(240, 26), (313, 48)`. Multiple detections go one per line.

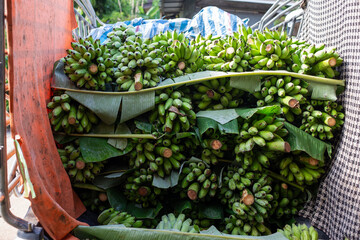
(290, 43), (343, 78)
(128, 136), (187, 177)
(160, 31), (203, 77)
(252, 76), (309, 121)
(150, 88), (196, 133)
(278, 155), (325, 185)
(299, 100), (344, 140)
(269, 183), (306, 220)
(97, 208), (143, 227)
(156, 213), (200, 233)
(234, 115), (290, 155)
(77, 189), (109, 214)
(200, 136), (229, 165)
(219, 166), (273, 225)
(62, 36), (114, 90)
(177, 161), (218, 201)
(105, 25), (141, 56)
(58, 141), (104, 183)
(123, 167), (162, 208)
(222, 213), (271, 236)
(184, 208), (215, 230)
(47, 93), (99, 133)
(191, 78), (245, 111)
(203, 35), (247, 72)
(246, 28), (299, 71)
(278, 224), (319, 240)
(112, 35), (163, 91)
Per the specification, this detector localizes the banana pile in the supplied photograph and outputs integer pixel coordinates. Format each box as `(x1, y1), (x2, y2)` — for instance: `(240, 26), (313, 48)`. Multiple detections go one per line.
(156, 213), (200, 233)
(62, 36), (114, 90)
(278, 224), (319, 240)
(77, 189), (109, 214)
(123, 167), (162, 208)
(47, 93), (99, 133)
(269, 183), (306, 220)
(161, 31), (203, 77)
(299, 100), (344, 140)
(58, 140), (104, 183)
(191, 78), (245, 111)
(291, 43), (343, 78)
(278, 155), (325, 185)
(177, 161), (218, 201)
(129, 136), (187, 177)
(234, 115), (290, 155)
(222, 214), (271, 236)
(252, 76), (309, 123)
(150, 88), (196, 133)
(203, 35), (247, 72)
(246, 28), (298, 71)
(97, 208), (143, 227)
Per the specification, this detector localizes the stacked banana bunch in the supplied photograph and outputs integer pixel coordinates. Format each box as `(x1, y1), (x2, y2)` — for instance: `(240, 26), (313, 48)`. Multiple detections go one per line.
(156, 213), (200, 233)
(110, 34), (163, 91)
(299, 100), (344, 140)
(128, 136), (187, 177)
(246, 28), (298, 71)
(222, 213), (271, 236)
(203, 35), (247, 72)
(269, 183), (306, 220)
(123, 167), (162, 208)
(200, 136), (229, 166)
(252, 76), (309, 123)
(63, 36), (114, 90)
(47, 93), (99, 133)
(178, 161), (218, 201)
(97, 208), (143, 227)
(191, 78), (245, 111)
(77, 189), (109, 214)
(105, 25), (141, 56)
(160, 30), (203, 77)
(58, 141), (104, 183)
(234, 115), (290, 156)
(278, 155), (325, 185)
(290, 43), (343, 78)
(278, 224), (319, 240)
(220, 166), (273, 222)
(150, 88), (196, 133)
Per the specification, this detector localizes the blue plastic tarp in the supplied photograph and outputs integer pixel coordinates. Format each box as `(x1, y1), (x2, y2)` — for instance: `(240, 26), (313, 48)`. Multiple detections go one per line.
(89, 6), (249, 43)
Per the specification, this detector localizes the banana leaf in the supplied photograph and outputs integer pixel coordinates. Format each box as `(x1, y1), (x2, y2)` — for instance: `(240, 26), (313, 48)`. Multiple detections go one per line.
(107, 123), (132, 150)
(284, 122), (332, 162)
(197, 118), (239, 135)
(229, 75), (262, 93)
(135, 120), (153, 133)
(106, 188), (162, 219)
(66, 91), (122, 125)
(308, 82), (338, 101)
(218, 119), (239, 134)
(198, 203), (223, 220)
(74, 225), (287, 240)
(79, 137), (134, 162)
(152, 170), (180, 189)
(53, 134), (78, 144)
(197, 106), (281, 126)
(52, 61), (77, 89)
(93, 169), (135, 190)
(120, 91), (155, 123)
(174, 200), (192, 214)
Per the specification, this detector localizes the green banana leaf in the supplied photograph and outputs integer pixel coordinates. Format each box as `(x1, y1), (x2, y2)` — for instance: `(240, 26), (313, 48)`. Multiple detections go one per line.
(66, 91), (122, 125)
(198, 203), (223, 220)
(284, 122), (332, 161)
(52, 61), (77, 89)
(106, 188), (162, 219)
(91, 122), (116, 134)
(197, 117), (220, 135)
(107, 123), (132, 150)
(74, 225), (287, 240)
(218, 119), (240, 134)
(197, 118), (239, 135)
(53, 134), (78, 144)
(197, 106), (281, 125)
(72, 183), (105, 192)
(93, 169), (134, 190)
(152, 170), (180, 189)
(308, 82), (338, 101)
(174, 200), (192, 214)
(229, 75), (262, 93)
(135, 120), (153, 133)
(120, 91), (155, 123)
(79, 137), (134, 162)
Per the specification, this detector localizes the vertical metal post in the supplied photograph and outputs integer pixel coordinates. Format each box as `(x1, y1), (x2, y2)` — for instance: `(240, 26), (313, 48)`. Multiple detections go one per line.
(0, 0), (31, 232)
